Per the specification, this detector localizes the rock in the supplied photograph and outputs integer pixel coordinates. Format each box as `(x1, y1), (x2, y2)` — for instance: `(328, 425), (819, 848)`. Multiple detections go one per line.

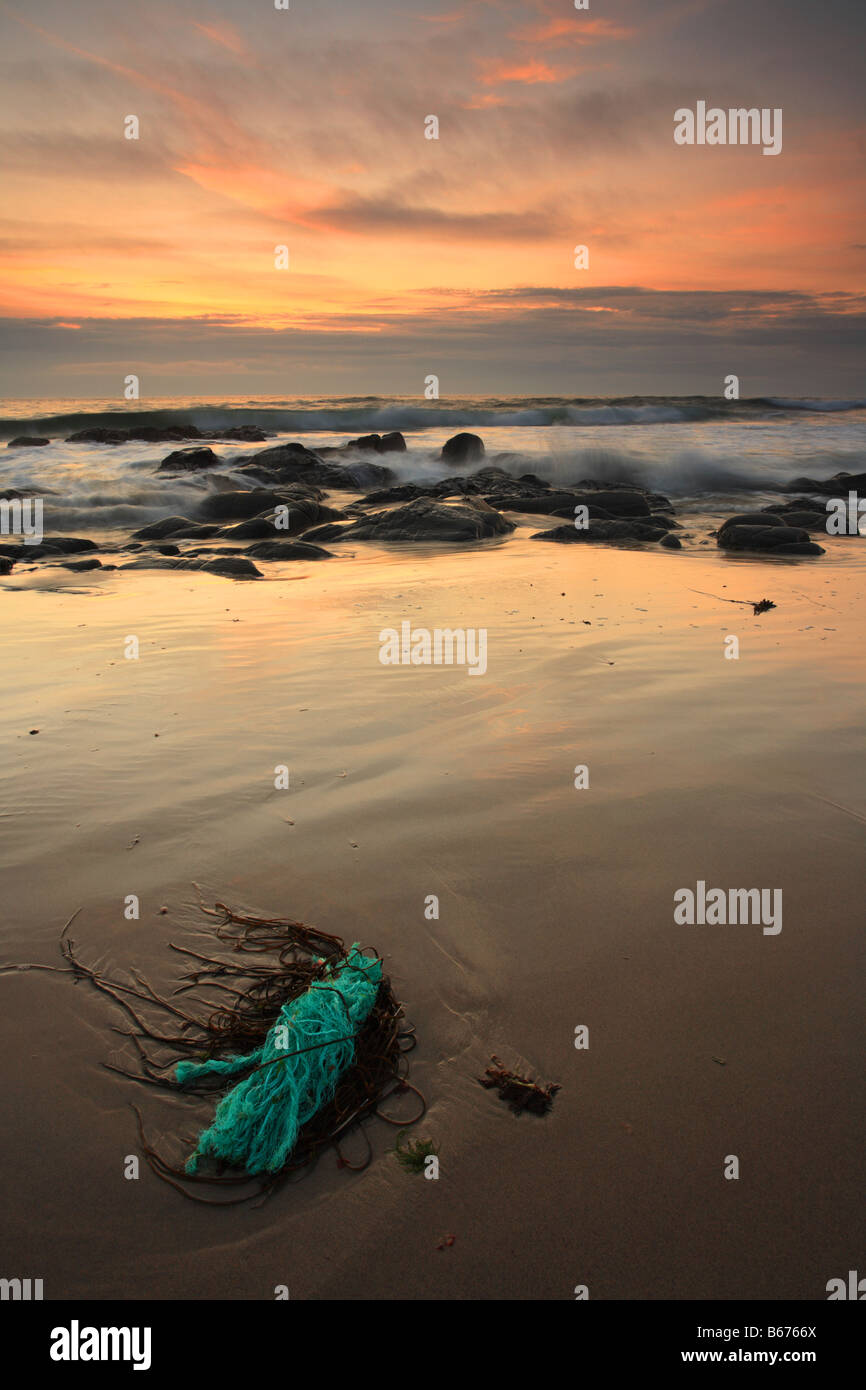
(59, 558), (102, 571)
(245, 541), (333, 560)
(183, 546), (245, 556)
(363, 483), (431, 505)
(198, 489), (305, 521)
(718, 521), (825, 555)
(339, 431), (408, 454)
(198, 556), (262, 579)
(7, 436), (50, 447)
(149, 543), (181, 555)
(122, 555), (262, 579)
(660, 534), (683, 549)
(203, 426), (269, 442)
(131, 516), (196, 540)
(64, 422), (269, 446)
(234, 442), (330, 485)
(531, 519), (669, 544)
(718, 513), (787, 535)
(3, 537), (99, 558)
(121, 558), (185, 572)
(341, 496), (514, 542)
(573, 489), (653, 518)
(440, 432), (485, 466)
(157, 446), (220, 472)
(381, 431), (407, 453)
(301, 522), (356, 543)
(785, 470), (866, 495)
(772, 510), (827, 532)
(50, 537), (99, 554)
(0, 556), (13, 574)
(65, 427), (129, 444)
(217, 500), (343, 537)
(330, 460), (397, 490)
(490, 492), (614, 517)
(348, 434), (385, 452)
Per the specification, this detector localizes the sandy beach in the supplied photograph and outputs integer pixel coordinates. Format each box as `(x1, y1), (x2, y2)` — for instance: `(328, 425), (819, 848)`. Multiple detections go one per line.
(2, 521), (863, 1300)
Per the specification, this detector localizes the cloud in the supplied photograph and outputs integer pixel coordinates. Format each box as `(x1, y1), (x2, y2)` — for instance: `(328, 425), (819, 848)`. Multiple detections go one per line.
(306, 196), (564, 240)
(479, 58), (576, 86)
(0, 285), (862, 396)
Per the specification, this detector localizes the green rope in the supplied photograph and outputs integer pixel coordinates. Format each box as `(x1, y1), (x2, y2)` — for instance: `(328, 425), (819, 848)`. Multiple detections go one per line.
(176, 946), (382, 1175)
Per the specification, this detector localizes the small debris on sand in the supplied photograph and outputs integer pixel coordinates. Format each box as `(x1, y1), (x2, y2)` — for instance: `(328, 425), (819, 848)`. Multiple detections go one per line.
(479, 1055), (560, 1115)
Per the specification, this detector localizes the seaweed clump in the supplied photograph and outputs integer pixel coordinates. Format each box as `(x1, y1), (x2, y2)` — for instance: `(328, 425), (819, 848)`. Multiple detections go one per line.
(392, 1131), (439, 1174)
(479, 1055), (560, 1116)
(56, 901), (423, 1203)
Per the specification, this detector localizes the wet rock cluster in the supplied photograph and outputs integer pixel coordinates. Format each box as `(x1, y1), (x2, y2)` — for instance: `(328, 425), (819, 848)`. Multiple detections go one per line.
(1, 429), (851, 581)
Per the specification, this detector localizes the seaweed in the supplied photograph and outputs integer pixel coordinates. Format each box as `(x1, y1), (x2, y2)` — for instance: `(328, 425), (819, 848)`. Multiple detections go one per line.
(33, 902), (423, 1203)
(392, 1131), (439, 1174)
(479, 1055), (560, 1116)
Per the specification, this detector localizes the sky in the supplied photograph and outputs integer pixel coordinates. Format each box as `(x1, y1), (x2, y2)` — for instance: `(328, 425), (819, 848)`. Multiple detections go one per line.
(0, 0), (864, 398)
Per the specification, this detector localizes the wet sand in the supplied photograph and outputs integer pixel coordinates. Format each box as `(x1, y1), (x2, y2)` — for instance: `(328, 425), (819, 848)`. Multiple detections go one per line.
(1, 531), (863, 1300)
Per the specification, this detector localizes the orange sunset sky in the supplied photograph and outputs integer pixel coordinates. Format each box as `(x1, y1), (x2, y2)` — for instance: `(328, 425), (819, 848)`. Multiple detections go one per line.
(1, 0), (864, 395)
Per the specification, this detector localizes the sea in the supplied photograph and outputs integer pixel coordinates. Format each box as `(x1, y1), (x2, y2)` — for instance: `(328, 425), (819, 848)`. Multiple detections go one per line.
(1, 394), (864, 536)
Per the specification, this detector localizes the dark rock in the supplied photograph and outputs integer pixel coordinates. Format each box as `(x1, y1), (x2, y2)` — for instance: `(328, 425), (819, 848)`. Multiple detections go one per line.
(531, 519), (669, 544)
(342, 496), (514, 542)
(440, 432), (485, 466)
(329, 460), (397, 490)
(381, 431), (407, 453)
(122, 555), (261, 579)
(245, 540), (333, 560)
(131, 516), (196, 540)
(491, 492), (610, 517)
(718, 521), (825, 555)
(65, 427), (129, 444)
(203, 426), (269, 443)
(362, 483), (431, 505)
(772, 510), (827, 532)
(198, 489), (305, 521)
(129, 425), (202, 443)
(660, 534), (683, 549)
(64, 422), (267, 446)
(785, 470), (866, 495)
(338, 430), (407, 455)
(158, 446), (220, 472)
(233, 442), (329, 485)
(150, 543), (181, 556)
(217, 500), (343, 537)
(184, 546), (246, 556)
(573, 489), (652, 517)
(3, 536), (99, 558)
(718, 513), (786, 535)
(347, 434), (385, 452)
(199, 556), (262, 579)
(60, 558), (102, 571)
(50, 537), (99, 554)
(121, 558), (185, 572)
(0, 556), (13, 574)
(7, 436), (50, 447)
(301, 523), (356, 544)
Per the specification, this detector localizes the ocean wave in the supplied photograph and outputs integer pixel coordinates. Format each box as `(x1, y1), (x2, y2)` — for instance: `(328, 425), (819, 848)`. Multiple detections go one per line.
(3, 395), (865, 440)
(763, 397), (866, 413)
